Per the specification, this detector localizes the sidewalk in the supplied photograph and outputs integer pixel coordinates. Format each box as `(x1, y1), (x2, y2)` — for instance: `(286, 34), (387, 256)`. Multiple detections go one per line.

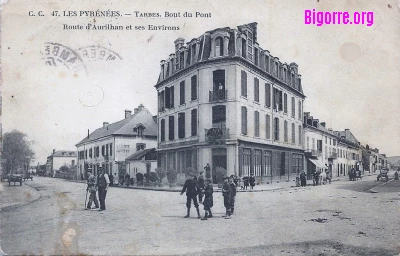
(0, 181), (41, 211)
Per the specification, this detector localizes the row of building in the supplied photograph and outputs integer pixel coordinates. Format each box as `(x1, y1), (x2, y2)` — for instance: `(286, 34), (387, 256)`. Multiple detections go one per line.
(44, 22), (389, 183)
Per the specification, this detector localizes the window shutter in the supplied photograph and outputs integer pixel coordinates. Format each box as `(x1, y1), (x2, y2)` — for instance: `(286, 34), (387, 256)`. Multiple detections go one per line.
(241, 106), (247, 135)
(170, 86), (174, 108)
(241, 71), (247, 97)
(165, 87), (170, 108)
(265, 83), (271, 108)
(191, 109), (197, 136)
(266, 114), (270, 139)
(191, 75), (197, 100)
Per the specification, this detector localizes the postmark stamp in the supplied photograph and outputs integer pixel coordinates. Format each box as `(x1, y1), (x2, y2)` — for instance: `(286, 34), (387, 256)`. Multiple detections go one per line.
(42, 42), (87, 74)
(76, 45), (122, 62)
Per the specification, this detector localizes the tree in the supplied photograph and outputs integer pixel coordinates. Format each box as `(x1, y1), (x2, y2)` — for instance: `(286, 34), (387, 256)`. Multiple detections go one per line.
(1, 130), (35, 174)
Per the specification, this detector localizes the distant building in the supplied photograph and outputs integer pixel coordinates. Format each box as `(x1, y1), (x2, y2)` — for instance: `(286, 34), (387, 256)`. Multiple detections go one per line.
(46, 149), (77, 177)
(75, 105), (157, 179)
(125, 148), (157, 178)
(334, 129), (362, 174)
(155, 22), (305, 183)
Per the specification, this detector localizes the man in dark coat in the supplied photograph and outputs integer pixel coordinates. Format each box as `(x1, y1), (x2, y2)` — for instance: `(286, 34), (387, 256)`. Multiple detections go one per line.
(201, 179), (213, 220)
(204, 163), (211, 179)
(180, 174), (200, 218)
(109, 173), (114, 187)
(197, 172), (205, 204)
(300, 170), (307, 187)
(97, 167), (110, 211)
(222, 177), (231, 218)
(249, 174), (256, 190)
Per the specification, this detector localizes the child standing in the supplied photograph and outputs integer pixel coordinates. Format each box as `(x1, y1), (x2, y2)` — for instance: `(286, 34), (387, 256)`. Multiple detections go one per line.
(201, 179), (214, 220)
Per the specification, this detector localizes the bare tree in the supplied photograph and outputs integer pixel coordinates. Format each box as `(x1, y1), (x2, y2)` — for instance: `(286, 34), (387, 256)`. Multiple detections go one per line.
(1, 130), (35, 175)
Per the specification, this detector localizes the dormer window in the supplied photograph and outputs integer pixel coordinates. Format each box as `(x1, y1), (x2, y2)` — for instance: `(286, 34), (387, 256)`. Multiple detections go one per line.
(247, 31), (253, 61)
(215, 37), (224, 57)
(191, 44), (196, 63)
(134, 123), (146, 138)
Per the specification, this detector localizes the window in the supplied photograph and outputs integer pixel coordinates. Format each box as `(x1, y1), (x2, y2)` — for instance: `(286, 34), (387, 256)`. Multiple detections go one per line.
(284, 120), (288, 142)
(254, 78), (259, 102)
(168, 116), (175, 140)
(213, 70), (225, 99)
(273, 88), (283, 111)
(291, 97), (295, 117)
(255, 111), (260, 137)
(325, 136), (327, 143)
(191, 109), (197, 136)
(215, 37), (224, 57)
(266, 114), (271, 139)
(85, 150), (87, 159)
(274, 117), (279, 141)
(254, 48), (259, 65)
(298, 100), (302, 119)
(179, 52), (184, 69)
(292, 154), (303, 174)
(89, 148), (92, 158)
(191, 44), (196, 64)
(292, 123), (295, 144)
(136, 143), (146, 151)
(263, 151), (272, 176)
(212, 105), (226, 128)
(330, 138), (332, 145)
(110, 143), (112, 156)
(106, 144), (109, 156)
(160, 119), (165, 141)
(254, 150), (262, 176)
(298, 125), (302, 145)
(191, 75), (197, 100)
(247, 31), (253, 61)
(284, 93), (288, 113)
(158, 90), (165, 112)
(241, 70), (247, 97)
(241, 38), (246, 58)
(240, 148), (251, 176)
(165, 86), (174, 109)
(101, 145), (105, 156)
(175, 55), (179, 71)
(178, 113), (185, 139)
(179, 81), (185, 105)
(312, 138), (315, 150)
(265, 83), (271, 107)
(241, 106), (247, 135)
(265, 55), (270, 73)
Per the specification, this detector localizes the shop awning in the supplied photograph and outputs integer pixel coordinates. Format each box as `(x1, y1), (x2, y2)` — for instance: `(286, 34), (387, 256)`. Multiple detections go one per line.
(307, 158), (326, 168)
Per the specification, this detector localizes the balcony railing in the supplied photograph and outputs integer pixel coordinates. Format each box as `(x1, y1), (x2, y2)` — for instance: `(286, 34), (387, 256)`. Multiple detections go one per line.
(305, 149), (322, 157)
(209, 90), (227, 102)
(205, 128), (229, 143)
(325, 152), (337, 159)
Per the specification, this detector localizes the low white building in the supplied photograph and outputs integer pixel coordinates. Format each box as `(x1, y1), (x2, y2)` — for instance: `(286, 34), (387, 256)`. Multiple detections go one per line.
(125, 148), (157, 178)
(46, 150), (77, 177)
(75, 105), (157, 179)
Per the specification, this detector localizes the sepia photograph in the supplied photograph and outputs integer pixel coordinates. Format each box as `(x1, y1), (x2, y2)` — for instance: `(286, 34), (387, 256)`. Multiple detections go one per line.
(1, 0), (400, 255)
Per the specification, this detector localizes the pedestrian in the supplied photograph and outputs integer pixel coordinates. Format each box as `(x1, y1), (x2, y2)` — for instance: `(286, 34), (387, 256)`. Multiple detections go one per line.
(201, 179), (214, 220)
(113, 173), (119, 186)
(180, 173), (201, 218)
(80, 173), (84, 181)
(300, 170), (307, 187)
(119, 174), (124, 186)
(243, 176), (249, 190)
(222, 177), (232, 219)
(229, 176), (237, 216)
(204, 163), (211, 179)
(197, 172), (205, 204)
(320, 170), (327, 185)
(109, 173), (114, 187)
(85, 171), (99, 210)
(315, 170), (321, 186)
(249, 174), (256, 190)
(97, 167), (110, 211)
(125, 173), (130, 186)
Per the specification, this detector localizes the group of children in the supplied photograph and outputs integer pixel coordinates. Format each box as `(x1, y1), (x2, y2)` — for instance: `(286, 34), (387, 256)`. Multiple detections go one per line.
(180, 173), (237, 220)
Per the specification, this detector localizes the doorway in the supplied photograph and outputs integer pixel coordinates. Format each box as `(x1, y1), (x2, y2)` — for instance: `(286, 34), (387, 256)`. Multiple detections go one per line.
(212, 148), (227, 184)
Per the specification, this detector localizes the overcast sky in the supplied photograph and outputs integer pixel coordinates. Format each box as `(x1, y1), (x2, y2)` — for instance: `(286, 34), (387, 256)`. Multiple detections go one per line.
(2, 0), (400, 164)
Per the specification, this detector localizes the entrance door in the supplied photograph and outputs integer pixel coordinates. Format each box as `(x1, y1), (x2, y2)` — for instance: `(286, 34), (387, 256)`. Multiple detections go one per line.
(212, 148), (227, 184)
(146, 162), (151, 175)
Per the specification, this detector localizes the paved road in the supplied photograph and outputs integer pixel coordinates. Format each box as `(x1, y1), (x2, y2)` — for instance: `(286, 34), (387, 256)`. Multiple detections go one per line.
(1, 175), (399, 255)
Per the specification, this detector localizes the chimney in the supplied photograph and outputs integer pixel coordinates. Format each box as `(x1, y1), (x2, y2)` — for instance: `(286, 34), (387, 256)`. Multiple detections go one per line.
(320, 122), (326, 127)
(87, 129), (90, 139)
(125, 109), (132, 119)
(133, 108), (139, 114)
(53, 149), (56, 155)
(174, 38), (185, 51)
(103, 122), (109, 128)
(138, 104), (144, 111)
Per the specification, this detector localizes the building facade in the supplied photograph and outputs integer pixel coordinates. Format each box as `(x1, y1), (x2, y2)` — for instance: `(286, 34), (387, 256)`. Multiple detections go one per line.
(334, 129), (362, 175)
(155, 22), (305, 183)
(75, 105), (157, 178)
(45, 150), (77, 177)
(303, 113), (338, 179)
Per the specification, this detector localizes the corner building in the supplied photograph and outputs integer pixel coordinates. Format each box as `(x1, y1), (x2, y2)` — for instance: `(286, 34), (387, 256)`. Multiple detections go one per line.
(155, 22), (305, 183)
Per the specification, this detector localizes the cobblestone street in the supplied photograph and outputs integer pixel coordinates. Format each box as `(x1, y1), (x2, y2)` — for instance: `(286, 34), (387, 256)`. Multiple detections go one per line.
(1, 175), (400, 255)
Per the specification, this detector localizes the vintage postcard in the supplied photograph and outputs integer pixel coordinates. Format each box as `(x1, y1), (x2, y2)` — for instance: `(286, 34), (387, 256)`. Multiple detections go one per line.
(1, 0), (400, 255)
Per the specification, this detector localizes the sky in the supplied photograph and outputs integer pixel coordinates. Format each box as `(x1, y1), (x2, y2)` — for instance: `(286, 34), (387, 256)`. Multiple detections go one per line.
(2, 0), (400, 164)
